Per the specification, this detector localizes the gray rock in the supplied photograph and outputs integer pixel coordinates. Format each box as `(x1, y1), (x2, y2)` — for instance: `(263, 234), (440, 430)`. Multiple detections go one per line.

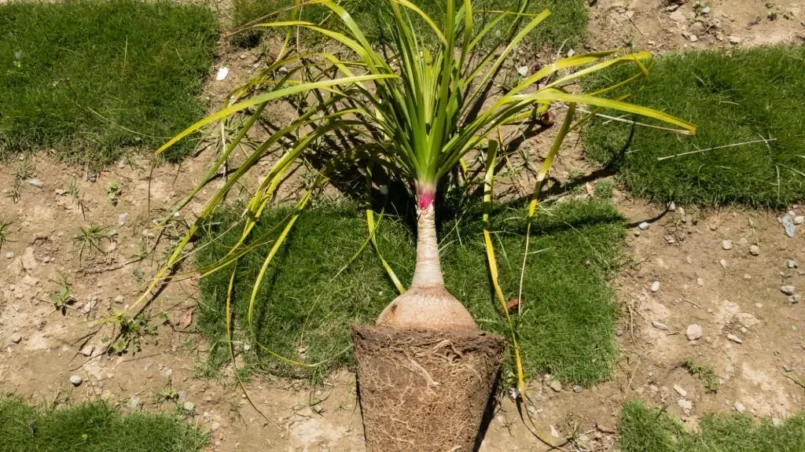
(129, 396), (141, 410)
(783, 364), (793, 372)
(80, 345), (94, 357)
(573, 385), (583, 393)
(722, 240), (733, 250)
(781, 285), (796, 295)
(729, 36), (742, 44)
(114, 295), (125, 304)
(726, 334), (743, 344)
(749, 245), (760, 256)
(788, 260), (799, 269)
(27, 178), (43, 188)
(549, 380), (562, 392)
(10, 333), (22, 344)
(652, 320), (669, 330)
(118, 213), (129, 226)
(651, 281), (661, 292)
(69, 375), (83, 386)
(782, 215), (796, 238)
(686, 324), (703, 341)
(678, 399), (693, 411)
(183, 401), (195, 412)
(790, 295), (801, 304)
(178, 391), (188, 403)
(638, 222), (650, 230)
(516, 66), (529, 77)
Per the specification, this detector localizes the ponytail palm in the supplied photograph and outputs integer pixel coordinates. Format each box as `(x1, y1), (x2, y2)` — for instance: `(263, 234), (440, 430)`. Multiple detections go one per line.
(143, 0), (693, 356)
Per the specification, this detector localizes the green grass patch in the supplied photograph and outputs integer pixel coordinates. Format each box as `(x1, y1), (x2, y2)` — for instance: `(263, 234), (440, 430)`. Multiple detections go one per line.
(231, 0), (587, 51)
(584, 46), (805, 207)
(682, 358), (720, 394)
(619, 399), (805, 452)
(196, 198), (624, 386)
(0, 0), (217, 164)
(0, 396), (207, 452)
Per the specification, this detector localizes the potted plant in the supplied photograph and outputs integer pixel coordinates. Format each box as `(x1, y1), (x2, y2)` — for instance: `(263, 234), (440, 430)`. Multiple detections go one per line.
(136, 0), (694, 449)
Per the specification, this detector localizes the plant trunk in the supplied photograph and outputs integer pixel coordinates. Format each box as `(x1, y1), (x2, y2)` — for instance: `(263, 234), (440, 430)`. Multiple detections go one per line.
(376, 202), (477, 330)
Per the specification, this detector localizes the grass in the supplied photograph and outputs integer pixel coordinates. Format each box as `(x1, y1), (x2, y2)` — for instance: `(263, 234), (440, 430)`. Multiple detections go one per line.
(0, 396), (207, 452)
(196, 198), (625, 386)
(682, 358), (720, 394)
(231, 0), (587, 51)
(583, 45), (805, 207)
(0, 0), (217, 165)
(619, 399), (805, 452)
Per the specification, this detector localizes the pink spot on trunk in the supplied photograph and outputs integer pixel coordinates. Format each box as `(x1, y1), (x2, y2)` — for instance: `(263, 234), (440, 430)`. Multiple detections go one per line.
(417, 190), (435, 210)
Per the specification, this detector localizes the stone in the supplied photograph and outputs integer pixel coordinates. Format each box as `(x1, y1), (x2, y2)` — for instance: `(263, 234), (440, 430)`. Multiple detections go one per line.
(788, 260), (798, 269)
(129, 396), (141, 410)
(27, 178), (43, 188)
(638, 222), (650, 230)
(573, 385), (583, 393)
(183, 401), (196, 412)
(516, 66), (529, 77)
(719, 259), (728, 268)
(784, 364), (793, 372)
(697, 278), (704, 287)
(651, 281), (661, 292)
(781, 285), (796, 295)
(735, 313), (759, 328)
(669, 10), (686, 22)
(114, 295), (125, 304)
(652, 320), (669, 330)
(118, 213), (129, 226)
(678, 399), (693, 411)
(9, 333), (22, 344)
(727, 334), (743, 344)
(729, 36), (741, 44)
(69, 375), (83, 386)
(782, 215), (796, 237)
(80, 345), (94, 357)
(749, 245), (760, 256)
(549, 380), (563, 392)
(790, 295), (801, 304)
(673, 384), (688, 397)
(5, 252), (13, 259)
(722, 240), (733, 250)
(734, 401), (746, 412)
(211, 421), (222, 432)
(686, 324), (703, 341)
(795, 216), (805, 225)
(21, 247), (37, 270)
(687, 34), (698, 42)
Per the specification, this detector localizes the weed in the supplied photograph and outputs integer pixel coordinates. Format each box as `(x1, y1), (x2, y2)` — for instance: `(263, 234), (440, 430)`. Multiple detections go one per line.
(48, 274), (76, 315)
(106, 181), (121, 205)
(110, 310), (156, 353)
(682, 358), (720, 393)
(6, 159), (32, 203)
(73, 225), (109, 263)
(0, 219), (10, 251)
(154, 387), (180, 404)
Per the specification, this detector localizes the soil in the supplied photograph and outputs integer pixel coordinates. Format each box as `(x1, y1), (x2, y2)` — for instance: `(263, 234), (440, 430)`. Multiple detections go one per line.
(1, 1), (805, 451)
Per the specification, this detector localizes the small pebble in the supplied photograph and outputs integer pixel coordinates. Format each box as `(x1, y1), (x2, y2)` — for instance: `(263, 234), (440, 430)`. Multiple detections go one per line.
(10, 333), (22, 344)
(719, 259), (728, 269)
(788, 260), (799, 269)
(727, 334), (743, 344)
(743, 274), (752, 280)
(80, 345), (94, 357)
(6, 252), (14, 259)
(795, 216), (805, 225)
(651, 281), (661, 292)
(27, 178), (43, 188)
(572, 385), (583, 393)
(749, 245), (760, 256)
(516, 66), (529, 77)
(783, 364), (793, 372)
(652, 320), (669, 330)
(697, 278), (704, 287)
(549, 380), (563, 392)
(69, 375), (83, 386)
(735, 402), (746, 413)
(722, 240), (733, 250)
(129, 396), (141, 410)
(183, 401), (196, 412)
(781, 285), (796, 296)
(211, 421), (222, 432)
(673, 384), (687, 397)
(638, 222), (650, 230)
(114, 295), (125, 304)
(790, 295), (801, 304)
(729, 36), (741, 44)
(686, 324), (703, 341)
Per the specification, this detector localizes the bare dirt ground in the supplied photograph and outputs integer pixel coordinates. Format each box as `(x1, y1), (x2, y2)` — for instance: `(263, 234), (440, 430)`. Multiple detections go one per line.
(2, 1), (805, 451)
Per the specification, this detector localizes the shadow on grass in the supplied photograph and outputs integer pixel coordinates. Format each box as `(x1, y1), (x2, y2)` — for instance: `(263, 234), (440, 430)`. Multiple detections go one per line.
(196, 197), (626, 387)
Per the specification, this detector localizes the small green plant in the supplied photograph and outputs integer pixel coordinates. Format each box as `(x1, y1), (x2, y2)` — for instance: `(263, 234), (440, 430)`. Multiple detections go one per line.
(0, 219), (10, 250)
(594, 179), (614, 199)
(682, 358), (720, 393)
(7, 159), (32, 203)
(155, 386), (180, 404)
(73, 225), (110, 263)
(111, 310), (157, 353)
(49, 274), (76, 315)
(106, 181), (122, 205)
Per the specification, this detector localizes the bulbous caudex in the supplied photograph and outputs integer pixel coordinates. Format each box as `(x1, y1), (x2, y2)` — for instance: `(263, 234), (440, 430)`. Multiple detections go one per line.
(376, 189), (478, 331)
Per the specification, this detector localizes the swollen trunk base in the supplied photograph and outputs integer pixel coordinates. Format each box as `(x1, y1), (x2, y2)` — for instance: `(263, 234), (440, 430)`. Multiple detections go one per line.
(352, 325), (505, 452)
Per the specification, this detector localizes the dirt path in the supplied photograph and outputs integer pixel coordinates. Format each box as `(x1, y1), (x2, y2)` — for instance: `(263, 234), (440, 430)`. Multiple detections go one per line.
(2, 1), (805, 451)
